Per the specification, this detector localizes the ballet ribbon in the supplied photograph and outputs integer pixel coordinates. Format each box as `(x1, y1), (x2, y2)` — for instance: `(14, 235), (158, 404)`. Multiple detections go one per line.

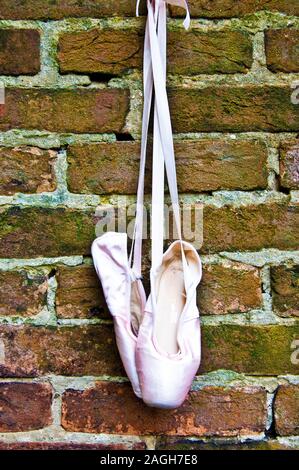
(130, 0), (191, 277)
(136, 0), (190, 30)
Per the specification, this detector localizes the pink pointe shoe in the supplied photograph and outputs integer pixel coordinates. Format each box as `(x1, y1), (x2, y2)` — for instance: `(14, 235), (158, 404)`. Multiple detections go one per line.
(91, 0), (200, 408)
(136, 241), (202, 409)
(91, 232), (146, 398)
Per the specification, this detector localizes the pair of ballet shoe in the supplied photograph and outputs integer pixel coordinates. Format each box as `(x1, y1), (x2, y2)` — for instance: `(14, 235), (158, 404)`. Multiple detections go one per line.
(92, 233), (202, 409)
(92, 0), (201, 409)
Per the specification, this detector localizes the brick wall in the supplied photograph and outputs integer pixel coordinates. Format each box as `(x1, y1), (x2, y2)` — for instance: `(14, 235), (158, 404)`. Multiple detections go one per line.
(0, 0), (299, 451)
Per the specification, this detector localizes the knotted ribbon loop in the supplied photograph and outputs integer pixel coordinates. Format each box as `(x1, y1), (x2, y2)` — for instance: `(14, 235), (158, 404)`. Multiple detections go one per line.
(136, 0), (190, 29)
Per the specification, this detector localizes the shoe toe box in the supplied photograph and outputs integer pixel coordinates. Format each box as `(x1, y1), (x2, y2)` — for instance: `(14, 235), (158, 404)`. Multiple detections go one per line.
(136, 351), (199, 409)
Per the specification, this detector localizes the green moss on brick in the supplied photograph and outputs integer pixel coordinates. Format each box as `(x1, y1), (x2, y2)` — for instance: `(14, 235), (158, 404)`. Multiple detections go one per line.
(201, 325), (299, 375)
(0, 207), (96, 258)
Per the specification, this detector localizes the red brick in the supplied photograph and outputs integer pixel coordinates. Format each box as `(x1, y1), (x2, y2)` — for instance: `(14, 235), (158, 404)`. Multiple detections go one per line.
(156, 437), (296, 450)
(279, 140), (299, 190)
(58, 28), (253, 76)
(0, 382), (52, 432)
(0, 88), (129, 133)
(0, 146), (56, 195)
(0, 29), (40, 75)
(271, 264), (299, 317)
(0, 441), (146, 450)
(0, 202), (297, 259)
(0, 324), (298, 377)
(201, 324), (299, 375)
(62, 382), (267, 436)
(168, 29), (253, 74)
(199, 262), (262, 315)
(0, 270), (47, 317)
(203, 202), (299, 254)
(170, 1), (299, 18)
(0, 1), (145, 20)
(275, 385), (299, 436)
(0, 325), (123, 377)
(0, 206), (95, 258)
(67, 142), (149, 195)
(67, 139), (268, 195)
(58, 28), (142, 76)
(175, 139), (268, 191)
(265, 29), (299, 73)
(56, 265), (109, 319)
(168, 86), (299, 133)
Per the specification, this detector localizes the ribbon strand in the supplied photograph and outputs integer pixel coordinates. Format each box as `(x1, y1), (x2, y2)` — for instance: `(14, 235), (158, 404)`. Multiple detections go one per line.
(130, 0), (191, 277)
(136, 0), (190, 30)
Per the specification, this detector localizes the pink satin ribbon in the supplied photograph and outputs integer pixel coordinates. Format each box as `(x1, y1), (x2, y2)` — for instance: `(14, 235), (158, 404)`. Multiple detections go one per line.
(136, 0), (190, 29)
(130, 0), (191, 279)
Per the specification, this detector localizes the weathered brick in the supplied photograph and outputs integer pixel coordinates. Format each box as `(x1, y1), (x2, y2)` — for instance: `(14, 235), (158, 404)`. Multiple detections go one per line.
(0, 270), (47, 317)
(170, 1), (299, 18)
(271, 264), (299, 317)
(265, 29), (299, 73)
(67, 142), (149, 195)
(201, 324), (299, 375)
(58, 28), (142, 76)
(168, 86), (299, 133)
(275, 385), (299, 436)
(199, 262), (262, 315)
(56, 265), (109, 319)
(203, 202), (299, 254)
(0, 29), (40, 75)
(58, 28), (253, 76)
(0, 382), (52, 432)
(279, 140), (299, 190)
(0, 206), (95, 258)
(67, 140), (268, 194)
(0, 325), (123, 377)
(0, 202), (297, 258)
(0, 0), (145, 20)
(156, 437), (297, 450)
(0, 324), (298, 377)
(0, 88), (129, 133)
(0, 146), (56, 195)
(0, 441), (146, 450)
(62, 382), (267, 436)
(175, 140), (268, 191)
(168, 29), (253, 74)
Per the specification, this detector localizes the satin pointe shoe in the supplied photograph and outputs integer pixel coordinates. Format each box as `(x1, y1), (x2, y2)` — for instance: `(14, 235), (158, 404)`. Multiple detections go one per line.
(134, 0), (202, 409)
(91, 232), (146, 398)
(136, 240), (202, 409)
(134, 0), (201, 409)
